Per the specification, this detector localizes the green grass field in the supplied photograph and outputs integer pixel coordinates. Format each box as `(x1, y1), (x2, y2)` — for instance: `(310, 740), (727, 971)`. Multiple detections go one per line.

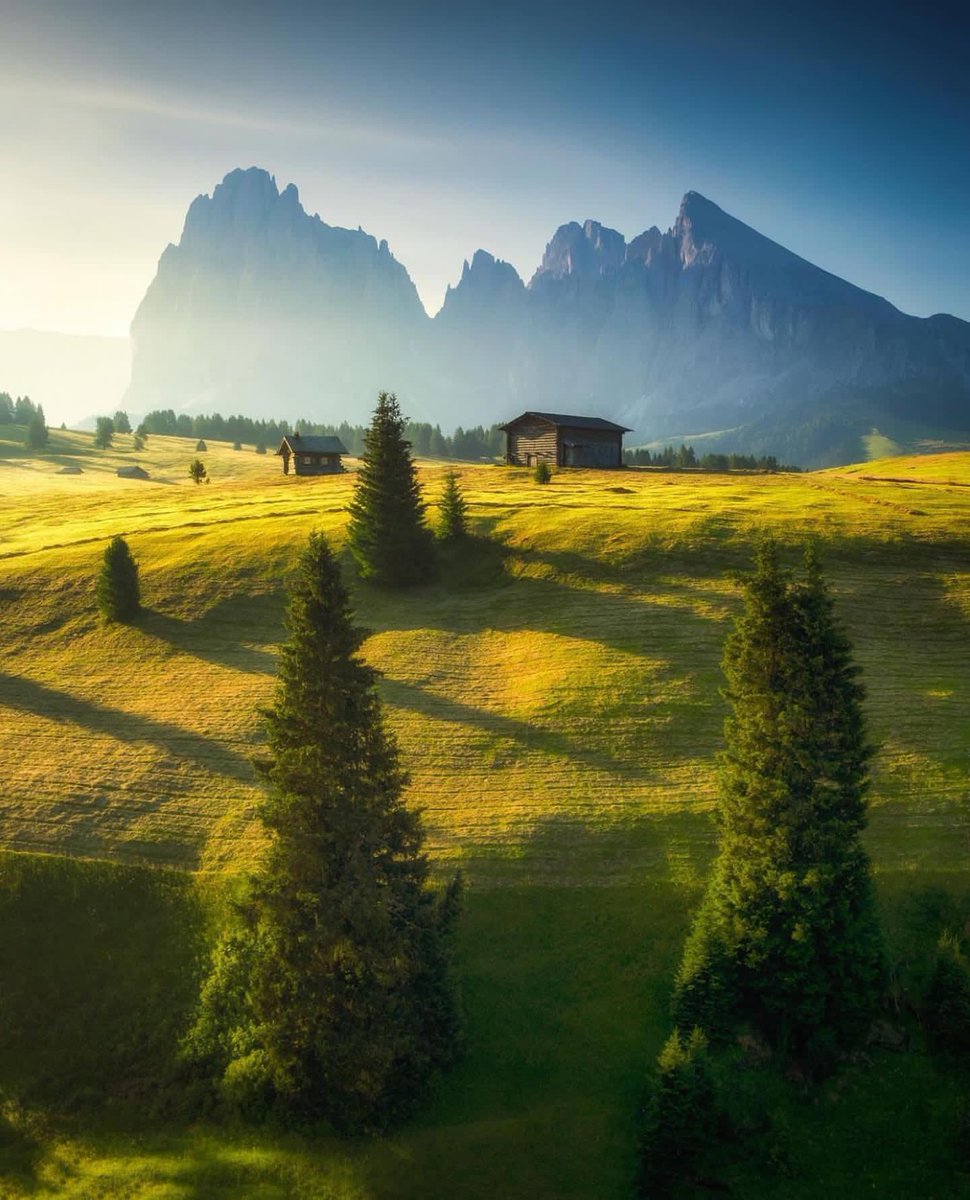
(1, 425), (968, 1196)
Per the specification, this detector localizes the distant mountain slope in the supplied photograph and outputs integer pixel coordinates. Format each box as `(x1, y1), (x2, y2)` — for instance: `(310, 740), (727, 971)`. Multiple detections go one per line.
(0, 330), (130, 426)
(124, 170), (970, 464)
(125, 168), (433, 425)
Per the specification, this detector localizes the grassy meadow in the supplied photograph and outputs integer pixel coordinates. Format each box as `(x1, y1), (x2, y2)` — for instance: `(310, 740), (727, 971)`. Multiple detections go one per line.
(0, 424), (969, 1195)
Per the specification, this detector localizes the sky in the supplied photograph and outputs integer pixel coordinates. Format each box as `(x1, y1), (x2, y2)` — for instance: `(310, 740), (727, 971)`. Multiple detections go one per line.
(1, 0), (969, 337)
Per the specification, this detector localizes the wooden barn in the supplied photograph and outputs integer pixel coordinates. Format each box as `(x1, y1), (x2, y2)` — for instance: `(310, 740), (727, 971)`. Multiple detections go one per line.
(498, 412), (631, 469)
(275, 433), (348, 476)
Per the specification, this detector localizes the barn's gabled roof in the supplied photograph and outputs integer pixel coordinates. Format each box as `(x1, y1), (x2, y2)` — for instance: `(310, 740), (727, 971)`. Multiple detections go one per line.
(498, 411), (632, 433)
(276, 435), (348, 456)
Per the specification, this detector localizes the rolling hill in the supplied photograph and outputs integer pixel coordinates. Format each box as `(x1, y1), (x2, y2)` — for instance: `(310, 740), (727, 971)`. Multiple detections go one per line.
(0, 429), (968, 1196)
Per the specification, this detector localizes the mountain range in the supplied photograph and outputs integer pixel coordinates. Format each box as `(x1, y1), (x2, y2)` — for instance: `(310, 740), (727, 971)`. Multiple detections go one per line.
(122, 167), (970, 465)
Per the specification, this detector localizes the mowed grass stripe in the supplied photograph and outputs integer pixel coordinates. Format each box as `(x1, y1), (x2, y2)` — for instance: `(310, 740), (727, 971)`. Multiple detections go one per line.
(1, 432), (968, 881)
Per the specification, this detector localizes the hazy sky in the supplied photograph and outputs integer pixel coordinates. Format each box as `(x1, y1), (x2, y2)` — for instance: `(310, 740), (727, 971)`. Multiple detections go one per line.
(2, 0), (968, 336)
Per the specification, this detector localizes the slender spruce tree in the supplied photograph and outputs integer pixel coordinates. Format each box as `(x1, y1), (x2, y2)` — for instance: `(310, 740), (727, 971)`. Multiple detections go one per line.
(25, 407), (48, 450)
(347, 392), (435, 586)
(674, 541), (884, 1063)
(96, 535), (140, 623)
(437, 470), (468, 542)
(186, 532), (461, 1130)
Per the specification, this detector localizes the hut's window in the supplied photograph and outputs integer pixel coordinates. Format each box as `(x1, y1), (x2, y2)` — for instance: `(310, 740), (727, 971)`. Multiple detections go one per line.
(303, 456), (312, 465)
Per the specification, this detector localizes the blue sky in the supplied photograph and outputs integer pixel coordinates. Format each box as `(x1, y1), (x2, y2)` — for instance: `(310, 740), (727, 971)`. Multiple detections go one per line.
(2, 0), (968, 334)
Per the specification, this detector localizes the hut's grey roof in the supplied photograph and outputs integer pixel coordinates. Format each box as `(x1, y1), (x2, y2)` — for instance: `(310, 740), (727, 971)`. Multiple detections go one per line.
(276, 435), (348, 456)
(116, 465), (149, 479)
(498, 411), (632, 433)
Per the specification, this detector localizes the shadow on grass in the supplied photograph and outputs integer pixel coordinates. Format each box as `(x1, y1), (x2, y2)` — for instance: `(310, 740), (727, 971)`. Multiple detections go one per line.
(138, 592), (285, 676)
(381, 676), (670, 784)
(0, 671), (255, 782)
(355, 532), (730, 663)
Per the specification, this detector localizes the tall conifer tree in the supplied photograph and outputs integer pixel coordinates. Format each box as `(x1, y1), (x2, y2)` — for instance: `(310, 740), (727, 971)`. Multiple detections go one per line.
(674, 542), (883, 1062)
(187, 532), (460, 1129)
(347, 392), (434, 586)
(96, 535), (140, 623)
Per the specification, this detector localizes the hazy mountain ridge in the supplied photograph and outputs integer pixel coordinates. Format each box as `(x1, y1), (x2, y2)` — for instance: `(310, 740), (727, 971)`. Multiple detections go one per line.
(123, 168), (970, 464)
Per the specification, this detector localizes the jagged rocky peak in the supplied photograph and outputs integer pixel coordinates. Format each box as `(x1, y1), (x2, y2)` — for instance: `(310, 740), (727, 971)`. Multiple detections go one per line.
(459, 249), (524, 291)
(533, 219), (627, 281)
(180, 167), (294, 243)
(437, 250), (525, 321)
(625, 225), (664, 265)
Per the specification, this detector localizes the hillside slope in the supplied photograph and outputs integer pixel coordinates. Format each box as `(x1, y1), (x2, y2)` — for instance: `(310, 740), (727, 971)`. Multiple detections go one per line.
(1, 435), (968, 878)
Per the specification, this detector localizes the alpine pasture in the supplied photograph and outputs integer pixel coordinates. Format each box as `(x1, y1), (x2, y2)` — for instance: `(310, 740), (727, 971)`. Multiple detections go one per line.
(0, 424), (968, 1196)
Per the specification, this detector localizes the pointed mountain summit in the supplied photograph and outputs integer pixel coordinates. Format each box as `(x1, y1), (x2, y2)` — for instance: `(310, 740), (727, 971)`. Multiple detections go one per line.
(438, 250), (525, 320)
(532, 219), (627, 283)
(124, 173), (970, 464)
(125, 167), (429, 423)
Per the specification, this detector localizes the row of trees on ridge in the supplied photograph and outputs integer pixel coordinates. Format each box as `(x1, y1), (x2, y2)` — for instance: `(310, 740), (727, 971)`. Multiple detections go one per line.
(138, 407), (503, 462)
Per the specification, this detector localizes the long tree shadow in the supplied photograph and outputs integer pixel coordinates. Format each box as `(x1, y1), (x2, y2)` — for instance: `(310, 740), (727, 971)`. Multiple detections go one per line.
(138, 591), (285, 676)
(380, 676), (699, 781)
(514, 807), (717, 888)
(0, 672), (255, 782)
(356, 537), (732, 663)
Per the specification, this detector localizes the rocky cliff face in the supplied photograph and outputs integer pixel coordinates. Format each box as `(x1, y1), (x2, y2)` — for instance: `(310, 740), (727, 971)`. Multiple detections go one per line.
(126, 167), (430, 423)
(126, 170), (970, 463)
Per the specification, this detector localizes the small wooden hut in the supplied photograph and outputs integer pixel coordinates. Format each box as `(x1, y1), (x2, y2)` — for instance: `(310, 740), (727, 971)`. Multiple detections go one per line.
(275, 433), (348, 476)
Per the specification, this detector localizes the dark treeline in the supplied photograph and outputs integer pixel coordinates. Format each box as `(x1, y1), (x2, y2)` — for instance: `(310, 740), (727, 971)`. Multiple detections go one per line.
(138, 409), (504, 461)
(625, 443), (800, 472)
(0, 392), (39, 424)
(1, 392), (48, 449)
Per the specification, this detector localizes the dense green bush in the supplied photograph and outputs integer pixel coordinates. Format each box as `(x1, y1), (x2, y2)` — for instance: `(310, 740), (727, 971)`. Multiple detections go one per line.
(534, 460), (552, 484)
(925, 933), (970, 1058)
(637, 1028), (718, 1197)
(96, 535), (140, 623)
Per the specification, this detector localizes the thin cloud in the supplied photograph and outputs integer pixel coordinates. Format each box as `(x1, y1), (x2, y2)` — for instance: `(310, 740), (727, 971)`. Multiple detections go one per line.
(1, 75), (440, 152)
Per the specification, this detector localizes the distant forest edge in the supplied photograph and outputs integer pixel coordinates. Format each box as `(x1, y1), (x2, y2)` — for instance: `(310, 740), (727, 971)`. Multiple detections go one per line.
(136, 408), (798, 472)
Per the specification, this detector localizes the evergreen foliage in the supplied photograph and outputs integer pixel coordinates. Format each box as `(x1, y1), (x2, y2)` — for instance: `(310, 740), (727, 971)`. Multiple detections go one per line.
(185, 532), (461, 1129)
(195, 439), (208, 452)
(624, 444), (799, 472)
(637, 1028), (718, 1198)
(437, 471), (468, 541)
(255, 441), (267, 455)
(674, 542), (884, 1063)
(232, 440), (242, 451)
(139, 408), (503, 462)
(96, 536), (140, 623)
(132, 434), (145, 451)
(925, 933), (970, 1058)
(347, 392), (435, 587)
(93, 416), (115, 449)
(534, 459), (552, 484)
(188, 459), (207, 485)
(113, 410), (132, 434)
(25, 405), (48, 450)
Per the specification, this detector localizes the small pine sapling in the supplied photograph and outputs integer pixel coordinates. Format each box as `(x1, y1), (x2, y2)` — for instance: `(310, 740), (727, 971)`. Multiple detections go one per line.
(437, 470), (468, 541)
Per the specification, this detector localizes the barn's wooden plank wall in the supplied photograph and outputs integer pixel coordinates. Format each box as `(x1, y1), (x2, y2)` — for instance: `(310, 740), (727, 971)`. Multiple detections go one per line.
(507, 422), (559, 466)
